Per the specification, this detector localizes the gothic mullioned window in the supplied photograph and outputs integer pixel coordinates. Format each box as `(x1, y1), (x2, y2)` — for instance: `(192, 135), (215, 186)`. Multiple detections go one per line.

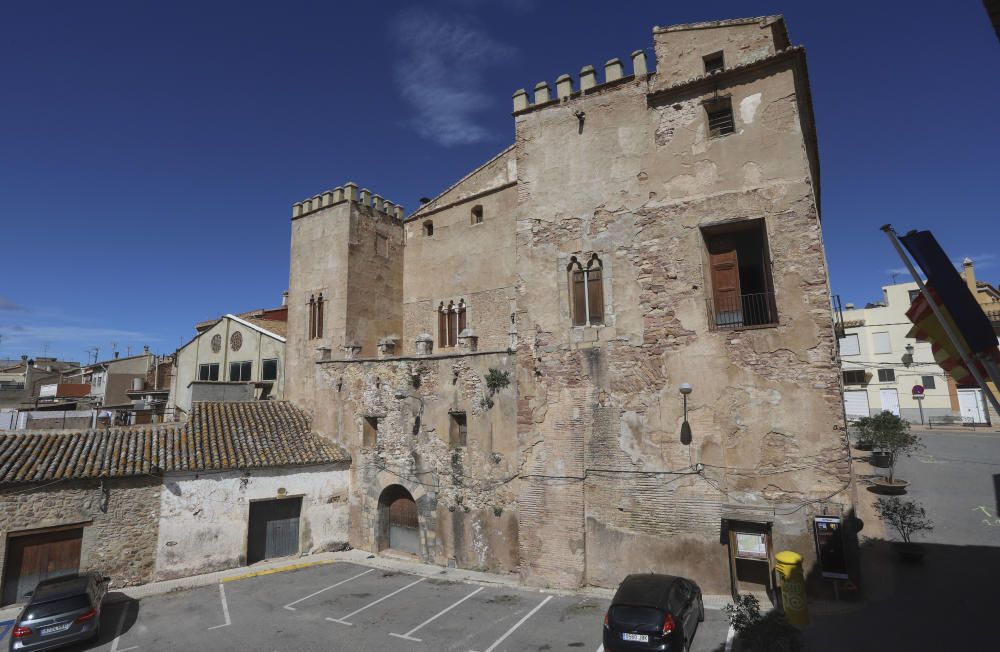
(308, 293), (325, 339)
(437, 299), (467, 348)
(568, 254), (604, 326)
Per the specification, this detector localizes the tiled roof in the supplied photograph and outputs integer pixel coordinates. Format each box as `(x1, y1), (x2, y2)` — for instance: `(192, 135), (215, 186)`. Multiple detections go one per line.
(242, 316), (288, 338)
(0, 401), (349, 485)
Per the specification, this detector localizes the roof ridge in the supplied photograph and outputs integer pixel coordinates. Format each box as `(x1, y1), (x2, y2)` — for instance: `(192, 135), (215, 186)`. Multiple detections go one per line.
(408, 145), (515, 220)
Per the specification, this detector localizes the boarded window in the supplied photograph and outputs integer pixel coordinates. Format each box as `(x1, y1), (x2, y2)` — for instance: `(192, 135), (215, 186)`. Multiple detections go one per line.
(877, 369), (895, 383)
(704, 52), (725, 74)
(262, 358), (278, 381)
(568, 255), (604, 326)
(363, 417), (379, 447)
(199, 363), (220, 381)
(873, 332), (891, 354)
(838, 334), (860, 356)
(449, 412), (467, 447)
(706, 98), (735, 137)
(703, 220), (776, 329)
(471, 205), (483, 225)
(842, 370), (866, 385)
(921, 375), (936, 390)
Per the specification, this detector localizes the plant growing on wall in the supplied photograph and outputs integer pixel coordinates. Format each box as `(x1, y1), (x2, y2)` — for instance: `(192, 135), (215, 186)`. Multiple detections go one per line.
(485, 369), (510, 394)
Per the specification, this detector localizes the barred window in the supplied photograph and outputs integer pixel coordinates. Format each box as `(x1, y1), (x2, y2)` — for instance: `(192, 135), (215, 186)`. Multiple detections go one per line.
(877, 369), (895, 383)
(706, 98), (735, 137)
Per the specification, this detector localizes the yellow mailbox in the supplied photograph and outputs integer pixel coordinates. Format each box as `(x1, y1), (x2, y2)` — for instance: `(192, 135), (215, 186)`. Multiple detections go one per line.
(775, 550), (810, 626)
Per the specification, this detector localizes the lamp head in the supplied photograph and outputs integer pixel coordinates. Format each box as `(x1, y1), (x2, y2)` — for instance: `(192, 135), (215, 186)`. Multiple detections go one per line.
(679, 383), (693, 396)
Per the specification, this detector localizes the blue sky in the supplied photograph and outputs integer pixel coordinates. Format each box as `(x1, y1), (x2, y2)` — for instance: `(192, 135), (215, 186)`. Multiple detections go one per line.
(1, 0), (997, 363)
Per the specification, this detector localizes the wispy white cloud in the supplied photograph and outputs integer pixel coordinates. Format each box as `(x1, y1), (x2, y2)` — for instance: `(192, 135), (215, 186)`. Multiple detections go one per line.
(391, 8), (517, 146)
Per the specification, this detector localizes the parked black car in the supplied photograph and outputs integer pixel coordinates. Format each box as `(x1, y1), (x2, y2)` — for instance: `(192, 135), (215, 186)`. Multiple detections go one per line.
(603, 573), (704, 652)
(9, 572), (109, 652)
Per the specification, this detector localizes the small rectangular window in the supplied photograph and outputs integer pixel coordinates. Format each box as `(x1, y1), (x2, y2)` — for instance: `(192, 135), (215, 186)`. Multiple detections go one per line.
(908, 289), (921, 304)
(363, 416), (379, 447)
(423, 221), (434, 237)
(842, 370), (866, 385)
(706, 99), (734, 137)
(229, 361), (252, 382)
(703, 52), (725, 74)
(449, 412), (467, 447)
(877, 369), (895, 383)
(921, 375), (936, 390)
(262, 358), (278, 381)
(873, 332), (891, 354)
(838, 334), (860, 356)
(199, 363), (219, 381)
(471, 205), (483, 225)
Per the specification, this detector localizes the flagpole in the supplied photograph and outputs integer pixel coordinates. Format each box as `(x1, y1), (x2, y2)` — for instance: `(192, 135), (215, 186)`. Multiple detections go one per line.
(880, 225), (1000, 419)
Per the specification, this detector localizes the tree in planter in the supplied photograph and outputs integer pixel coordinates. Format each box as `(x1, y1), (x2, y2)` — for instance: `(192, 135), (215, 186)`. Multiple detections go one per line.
(865, 411), (921, 483)
(723, 594), (802, 652)
(875, 497), (933, 544)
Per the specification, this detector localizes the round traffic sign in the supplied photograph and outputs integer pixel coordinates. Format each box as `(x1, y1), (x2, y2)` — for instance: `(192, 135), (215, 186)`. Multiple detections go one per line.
(912, 384), (925, 396)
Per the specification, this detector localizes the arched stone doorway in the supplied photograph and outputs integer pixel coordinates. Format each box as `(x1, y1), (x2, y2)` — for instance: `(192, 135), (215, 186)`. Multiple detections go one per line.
(377, 484), (420, 555)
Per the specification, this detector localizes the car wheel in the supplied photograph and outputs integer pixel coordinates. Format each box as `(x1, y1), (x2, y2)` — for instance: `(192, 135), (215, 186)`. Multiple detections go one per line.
(698, 598), (705, 622)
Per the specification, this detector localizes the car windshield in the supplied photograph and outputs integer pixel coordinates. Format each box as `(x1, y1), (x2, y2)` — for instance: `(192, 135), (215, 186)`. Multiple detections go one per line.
(609, 605), (664, 629)
(25, 595), (91, 620)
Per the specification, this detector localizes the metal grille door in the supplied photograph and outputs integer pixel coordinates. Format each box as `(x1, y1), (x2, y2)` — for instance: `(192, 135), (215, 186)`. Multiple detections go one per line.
(247, 498), (302, 564)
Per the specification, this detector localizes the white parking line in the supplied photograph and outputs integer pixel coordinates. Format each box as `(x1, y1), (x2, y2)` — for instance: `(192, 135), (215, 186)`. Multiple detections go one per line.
(282, 568), (375, 611)
(725, 624), (735, 651)
(470, 594), (553, 652)
(109, 602), (138, 652)
(389, 585), (484, 642)
(325, 577), (426, 626)
(207, 583), (231, 630)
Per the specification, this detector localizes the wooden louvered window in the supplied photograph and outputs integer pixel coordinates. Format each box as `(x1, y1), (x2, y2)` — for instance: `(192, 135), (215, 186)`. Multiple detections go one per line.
(568, 254), (605, 326)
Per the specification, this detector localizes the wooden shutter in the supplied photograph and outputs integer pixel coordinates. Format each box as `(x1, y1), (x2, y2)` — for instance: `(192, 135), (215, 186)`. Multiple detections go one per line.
(448, 310), (458, 347)
(308, 297), (315, 339)
(316, 296), (324, 338)
(707, 235), (741, 323)
(438, 308), (447, 347)
(458, 305), (467, 334)
(571, 269), (587, 325)
(587, 268), (604, 324)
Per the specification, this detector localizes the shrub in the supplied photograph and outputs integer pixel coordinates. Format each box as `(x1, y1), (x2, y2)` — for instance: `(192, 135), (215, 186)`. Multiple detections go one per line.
(485, 369), (510, 394)
(724, 594), (802, 652)
(857, 412), (921, 482)
(875, 497), (934, 544)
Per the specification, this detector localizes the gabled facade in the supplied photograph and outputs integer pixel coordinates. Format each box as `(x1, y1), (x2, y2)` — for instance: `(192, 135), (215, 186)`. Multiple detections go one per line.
(285, 16), (852, 595)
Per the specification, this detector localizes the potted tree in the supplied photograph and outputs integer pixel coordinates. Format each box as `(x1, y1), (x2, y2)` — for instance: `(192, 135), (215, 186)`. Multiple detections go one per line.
(852, 416), (876, 451)
(875, 497), (934, 562)
(866, 412), (921, 493)
(724, 594), (802, 652)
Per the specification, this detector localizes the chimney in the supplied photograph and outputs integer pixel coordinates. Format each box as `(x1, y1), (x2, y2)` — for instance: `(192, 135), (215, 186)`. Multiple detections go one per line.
(845, 303), (855, 310)
(143, 345), (150, 354)
(963, 257), (976, 295)
(282, 291), (289, 307)
(114, 351), (120, 359)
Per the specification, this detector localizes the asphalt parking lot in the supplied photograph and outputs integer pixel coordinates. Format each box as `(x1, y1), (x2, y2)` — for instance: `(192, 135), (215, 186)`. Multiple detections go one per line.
(1, 560), (731, 651)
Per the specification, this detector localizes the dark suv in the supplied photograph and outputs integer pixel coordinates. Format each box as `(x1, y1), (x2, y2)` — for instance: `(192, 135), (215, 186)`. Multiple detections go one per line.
(9, 572), (109, 651)
(603, 573), (704, 652)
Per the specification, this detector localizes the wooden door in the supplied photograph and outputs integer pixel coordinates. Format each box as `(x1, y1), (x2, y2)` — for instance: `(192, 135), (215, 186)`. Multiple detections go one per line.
(708, 235), (742, 326)
(2, 528), (82, 605)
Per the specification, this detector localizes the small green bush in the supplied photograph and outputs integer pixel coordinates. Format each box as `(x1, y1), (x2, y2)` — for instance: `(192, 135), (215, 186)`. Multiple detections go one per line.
(485, 369), (510, 393)
(724, 594), (802, 652)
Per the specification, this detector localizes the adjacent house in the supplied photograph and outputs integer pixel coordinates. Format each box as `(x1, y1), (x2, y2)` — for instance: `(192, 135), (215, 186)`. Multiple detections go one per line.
(839, 283), (963, 424)
(0, 401), (349, 606)
(285, 16), (853, 596)
(169, 310), (287, 417)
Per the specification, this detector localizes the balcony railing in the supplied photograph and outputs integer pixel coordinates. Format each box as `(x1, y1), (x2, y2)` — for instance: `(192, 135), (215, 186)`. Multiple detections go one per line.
(707, 292), (778, 330)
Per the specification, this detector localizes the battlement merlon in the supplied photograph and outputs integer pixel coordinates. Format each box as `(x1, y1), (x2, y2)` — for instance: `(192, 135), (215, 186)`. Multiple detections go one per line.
(512, 49), (649, 113)
(291, 182), (405, 220)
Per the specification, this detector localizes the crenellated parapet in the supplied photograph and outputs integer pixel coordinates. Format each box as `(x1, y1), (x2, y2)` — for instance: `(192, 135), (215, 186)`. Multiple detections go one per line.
(512, 49), (650, 113)
(292, 181), (405, 220)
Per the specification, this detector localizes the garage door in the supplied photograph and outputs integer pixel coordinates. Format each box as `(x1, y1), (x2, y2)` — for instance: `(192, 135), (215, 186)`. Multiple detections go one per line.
(843, 390), (870, 422)
(958, 388), (987, 424)
(2, 528), (83, 605)
(247, 498), (301, 565)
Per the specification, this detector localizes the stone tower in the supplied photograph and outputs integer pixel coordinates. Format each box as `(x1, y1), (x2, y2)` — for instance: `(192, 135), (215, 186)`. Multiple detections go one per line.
(285, 184), (405, 414)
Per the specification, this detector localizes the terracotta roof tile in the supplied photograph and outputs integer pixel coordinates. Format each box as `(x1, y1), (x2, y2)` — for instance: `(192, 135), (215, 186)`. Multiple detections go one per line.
(0, 401), (349, 485)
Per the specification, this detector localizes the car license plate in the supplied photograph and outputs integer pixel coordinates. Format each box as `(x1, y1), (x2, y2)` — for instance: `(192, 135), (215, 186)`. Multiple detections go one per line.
(41, 623), (71, 636)
(622, 632), (649, 642)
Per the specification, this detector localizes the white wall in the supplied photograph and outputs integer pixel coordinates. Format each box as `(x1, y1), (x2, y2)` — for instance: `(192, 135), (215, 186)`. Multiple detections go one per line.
(154, 464), (349, 580)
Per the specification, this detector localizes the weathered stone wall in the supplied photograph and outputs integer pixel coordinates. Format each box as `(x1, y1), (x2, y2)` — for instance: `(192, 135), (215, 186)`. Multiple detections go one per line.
(0, 478), (161, 594)
(401, 150), (518, 355)
(512, 38), (849, 592)
(313, 352), (520, 575)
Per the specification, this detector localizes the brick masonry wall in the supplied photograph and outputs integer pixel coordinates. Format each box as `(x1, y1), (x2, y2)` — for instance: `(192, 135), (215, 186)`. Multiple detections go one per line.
(0, 477), (161, 594)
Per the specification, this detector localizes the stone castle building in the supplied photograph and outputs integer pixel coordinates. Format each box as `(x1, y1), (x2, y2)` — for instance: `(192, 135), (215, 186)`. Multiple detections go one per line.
(285, 16), (853, 594)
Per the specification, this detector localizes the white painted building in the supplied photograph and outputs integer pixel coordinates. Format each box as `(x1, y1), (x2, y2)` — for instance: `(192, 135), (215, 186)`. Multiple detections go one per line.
(838, 282), (989, 424)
